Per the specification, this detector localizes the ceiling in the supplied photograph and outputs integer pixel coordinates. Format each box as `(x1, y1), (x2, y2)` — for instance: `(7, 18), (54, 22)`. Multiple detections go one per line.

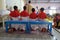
(26, 0), (60, 3)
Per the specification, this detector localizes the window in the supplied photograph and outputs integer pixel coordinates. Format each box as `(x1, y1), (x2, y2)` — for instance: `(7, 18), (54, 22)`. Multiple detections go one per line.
(49, 6), (56, 15)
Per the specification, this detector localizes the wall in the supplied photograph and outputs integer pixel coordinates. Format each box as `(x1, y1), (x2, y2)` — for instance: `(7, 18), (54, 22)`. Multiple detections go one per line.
(6, 0), (24, 11)
(0, 0), (6, 15)
(0, 0), (6, 10)
(31, 2), (60, 14)
(0, 0), (3, 10)
(0, 0), (24, 15)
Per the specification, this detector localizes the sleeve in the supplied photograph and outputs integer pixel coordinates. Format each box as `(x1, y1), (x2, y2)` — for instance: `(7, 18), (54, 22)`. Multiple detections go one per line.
(9, 12), (11, 16)
(9, 11), (13, 16)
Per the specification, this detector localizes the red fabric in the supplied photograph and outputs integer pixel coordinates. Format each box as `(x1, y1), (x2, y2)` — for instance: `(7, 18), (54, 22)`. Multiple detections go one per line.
(38, 11), (47, 19)
(29, 12), (37, 19)
(54, 15), (60, 22)
(20, 10), (29, 17)
(56, 16), (60, 20)
(9, 10), (20, 17)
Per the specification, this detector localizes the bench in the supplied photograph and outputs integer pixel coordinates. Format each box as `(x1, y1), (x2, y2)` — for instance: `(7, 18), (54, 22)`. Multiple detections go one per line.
(5, 20), (52, 33)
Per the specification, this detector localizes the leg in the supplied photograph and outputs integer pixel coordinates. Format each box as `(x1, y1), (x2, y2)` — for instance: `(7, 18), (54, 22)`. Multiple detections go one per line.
(6, 23), (9, 32)
(48, 24), (49, 31)
(25, 23), (31, 33)
(50, 23), (52, 33)
(48, 23), (53, 36)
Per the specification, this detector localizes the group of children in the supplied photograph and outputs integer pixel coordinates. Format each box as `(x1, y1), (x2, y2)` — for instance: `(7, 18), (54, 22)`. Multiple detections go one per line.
(9, 6), (47, 21)
(9, 5), (47, 32)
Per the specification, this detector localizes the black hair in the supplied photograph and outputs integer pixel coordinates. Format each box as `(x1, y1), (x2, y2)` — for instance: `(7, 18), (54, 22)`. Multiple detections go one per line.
(32, 8), (35, 12)
(40, 8), (44, 11)
(23, 6), (26, 10)
(56, 13), (60, 16)
(13, 6), (18, 10)
(28, 1), (31, 3)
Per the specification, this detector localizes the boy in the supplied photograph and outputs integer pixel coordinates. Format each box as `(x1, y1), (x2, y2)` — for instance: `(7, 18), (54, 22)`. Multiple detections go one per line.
(20, 6), (29, 20)
(38, 8), (47, 20)
(20, 6), (29, 31)
(29, 8), (38, 31)
(9, 6), (20, 30)
(9, 6), (20, 20)
(38, 8), (47, 32)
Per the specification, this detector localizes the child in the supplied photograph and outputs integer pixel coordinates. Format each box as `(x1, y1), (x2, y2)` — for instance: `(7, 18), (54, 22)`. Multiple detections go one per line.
(38, 8), (47, 20)
(29, 8), (37, 20)
(20, 6), (29, 20)
(26, 1), (33, 14)
(38, 8), (47, 31)
(29, 8), (38, 31)
(20, 6), (29, 31)
(53, 13), (60, 29)
(9, 6), (20, 20)
(9, 6), (20, 30)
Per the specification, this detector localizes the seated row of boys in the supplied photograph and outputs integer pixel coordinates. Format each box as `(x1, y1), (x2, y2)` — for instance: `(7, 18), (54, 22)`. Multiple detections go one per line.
(9, 6), (47, 31)
(9, 6), (47, 20)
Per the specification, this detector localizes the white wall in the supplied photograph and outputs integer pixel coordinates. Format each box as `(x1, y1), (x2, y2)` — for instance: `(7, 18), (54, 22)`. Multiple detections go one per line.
(0, 0), (6, 10)
(31, 2), (60, 14)
(6, 0), (24, 11)
(0, 0), (24, 16)
(0, 0), (7, 15)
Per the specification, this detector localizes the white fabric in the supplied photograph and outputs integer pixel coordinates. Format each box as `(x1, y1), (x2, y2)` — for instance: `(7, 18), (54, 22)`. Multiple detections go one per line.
(1, 10), (10, 16)
(29, 18), (37, 21)
(31, 24), (38, 30)
(19, 24), (26, 30)
(11, 16), (27, 30)
(38, 24), (48, 30)
(30, 19), (38, 30)
(11, 16), (20, 30)
(22, 17), (29, 21)
(11, 24), (20, 30)
(18, 17), (29, 30)
(11, 16), (20, 20)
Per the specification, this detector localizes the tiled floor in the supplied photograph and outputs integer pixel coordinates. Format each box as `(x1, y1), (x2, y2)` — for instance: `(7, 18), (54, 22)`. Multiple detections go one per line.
(0, 27), (57, 40)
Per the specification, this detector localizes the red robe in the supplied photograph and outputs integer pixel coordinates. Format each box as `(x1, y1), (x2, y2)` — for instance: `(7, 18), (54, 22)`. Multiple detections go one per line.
(9, 10), (20, 17)
(38, 11), (47, 19)
(20, 10), (29, 17)
(54, 15), (60, 22)
(29, 12), (37, 19)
